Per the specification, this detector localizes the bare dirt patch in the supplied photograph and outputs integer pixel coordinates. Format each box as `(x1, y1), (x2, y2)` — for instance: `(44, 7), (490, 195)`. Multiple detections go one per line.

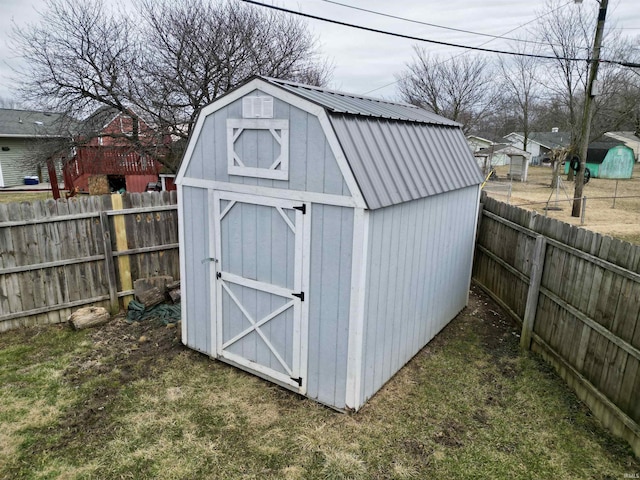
(485, 164), (640, 244)
(64, 315), (183, 386)
(28, 316), (185, 458)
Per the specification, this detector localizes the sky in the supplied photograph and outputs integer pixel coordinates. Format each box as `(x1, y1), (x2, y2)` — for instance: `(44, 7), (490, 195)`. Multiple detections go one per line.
(1, 0), (639, 104)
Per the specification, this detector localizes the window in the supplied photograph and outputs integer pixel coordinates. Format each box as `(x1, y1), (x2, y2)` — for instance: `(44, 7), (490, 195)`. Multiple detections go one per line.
(227, 118), (289, 180)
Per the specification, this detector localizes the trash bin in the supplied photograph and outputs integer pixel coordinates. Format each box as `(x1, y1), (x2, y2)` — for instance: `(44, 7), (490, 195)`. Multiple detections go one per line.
(24, 176), (39, 185)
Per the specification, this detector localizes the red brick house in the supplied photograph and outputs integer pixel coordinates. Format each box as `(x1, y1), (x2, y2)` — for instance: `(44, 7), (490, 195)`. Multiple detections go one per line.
(63, 107), (166, 193)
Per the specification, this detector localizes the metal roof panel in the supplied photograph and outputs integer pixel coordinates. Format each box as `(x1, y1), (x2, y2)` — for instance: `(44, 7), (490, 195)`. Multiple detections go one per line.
(266, 77), (460, 127)
(330, 115), (483, 209)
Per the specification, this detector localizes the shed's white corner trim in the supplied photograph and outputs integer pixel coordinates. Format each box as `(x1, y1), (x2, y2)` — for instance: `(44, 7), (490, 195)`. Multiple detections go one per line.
(177, 184), (188, 345)
(345, 207), (370, 410)
(467, 184), (483, 305)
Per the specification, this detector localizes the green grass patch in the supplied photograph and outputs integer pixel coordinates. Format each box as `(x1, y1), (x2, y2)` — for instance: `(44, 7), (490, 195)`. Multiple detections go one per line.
(0, 293), (638, 479)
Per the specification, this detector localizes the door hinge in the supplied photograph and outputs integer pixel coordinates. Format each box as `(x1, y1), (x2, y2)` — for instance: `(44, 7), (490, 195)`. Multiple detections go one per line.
(216, 272), (222, 279)
(293, 204), (306, 214)
(291, 377), (303, 386)
(292, 292), (304, 301)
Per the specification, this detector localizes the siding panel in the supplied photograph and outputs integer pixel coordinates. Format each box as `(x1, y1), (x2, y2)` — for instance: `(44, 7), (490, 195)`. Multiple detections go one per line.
(182, 186), (211, 354)
(360, 186), (479, 404)
(306, 204), (353, 409)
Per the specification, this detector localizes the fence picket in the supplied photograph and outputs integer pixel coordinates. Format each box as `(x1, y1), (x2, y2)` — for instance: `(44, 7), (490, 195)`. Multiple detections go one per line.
(474, 198), (640, 457)
(0, 192), (179, 329)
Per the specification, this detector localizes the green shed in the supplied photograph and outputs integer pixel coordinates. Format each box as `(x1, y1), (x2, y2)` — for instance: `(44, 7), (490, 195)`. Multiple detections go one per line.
(564, 141), (635, 179)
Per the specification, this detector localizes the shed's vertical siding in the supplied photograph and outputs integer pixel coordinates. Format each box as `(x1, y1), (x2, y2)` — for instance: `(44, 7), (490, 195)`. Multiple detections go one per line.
(182, 185), (212, 354)
(360, 186), (479, 404)
(306, 204), (353, 409)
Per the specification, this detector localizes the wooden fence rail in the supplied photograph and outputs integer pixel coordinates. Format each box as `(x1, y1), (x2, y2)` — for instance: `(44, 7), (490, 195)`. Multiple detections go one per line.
(473, 193), (640, 457)
(0, 191), (179, 332)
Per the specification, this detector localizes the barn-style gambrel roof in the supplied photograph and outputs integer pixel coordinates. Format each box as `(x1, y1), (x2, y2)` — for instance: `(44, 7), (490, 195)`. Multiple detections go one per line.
(266, 78), (460, 126)
(265, 77), (482, 209)
(178, 76), (483, 210)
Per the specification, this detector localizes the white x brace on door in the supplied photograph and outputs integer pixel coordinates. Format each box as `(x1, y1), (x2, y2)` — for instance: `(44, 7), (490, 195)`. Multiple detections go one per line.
(213, 191), (309, 391)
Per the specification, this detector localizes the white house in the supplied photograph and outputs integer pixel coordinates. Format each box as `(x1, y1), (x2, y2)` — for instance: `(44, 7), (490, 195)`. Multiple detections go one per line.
(504, 130), (571, 164)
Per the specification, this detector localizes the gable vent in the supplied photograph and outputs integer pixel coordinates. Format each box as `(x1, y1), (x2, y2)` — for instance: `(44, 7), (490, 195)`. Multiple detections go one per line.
(242, 96), (274, 119)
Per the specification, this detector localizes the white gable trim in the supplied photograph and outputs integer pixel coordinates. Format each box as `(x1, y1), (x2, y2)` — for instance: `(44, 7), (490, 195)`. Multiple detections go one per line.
(316, 111), (367, 209)
(176, 78), (367, 209)
(467, 135), (494, 145)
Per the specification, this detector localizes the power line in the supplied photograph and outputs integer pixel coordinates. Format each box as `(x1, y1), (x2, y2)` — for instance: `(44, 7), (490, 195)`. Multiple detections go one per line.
(318, 0), (554, 48)
(363, 1), (574, 94)
(243, 0), (587, 63)
(241, 1), (639, 69)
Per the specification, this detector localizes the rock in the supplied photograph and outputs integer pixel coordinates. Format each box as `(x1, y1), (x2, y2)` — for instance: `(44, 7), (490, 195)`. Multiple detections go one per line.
(69, 306), (110, 330)
(168, 288), (181, 303)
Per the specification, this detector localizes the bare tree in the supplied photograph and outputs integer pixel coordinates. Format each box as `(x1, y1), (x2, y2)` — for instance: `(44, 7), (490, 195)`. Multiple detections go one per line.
(397, 48), (496, 133)
(135, 0), (331, 143)
(535, 0), (635, 153)
(535, 0), (591, 145)
(498, 41), (542, 153)
(11, 0), (331, 171)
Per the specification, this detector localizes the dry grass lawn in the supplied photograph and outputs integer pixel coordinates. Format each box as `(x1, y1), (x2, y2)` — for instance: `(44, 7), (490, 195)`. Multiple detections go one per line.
(0, 191), (57, 204)
(0, 287), (638, 479)
(484, 164), (640, 245)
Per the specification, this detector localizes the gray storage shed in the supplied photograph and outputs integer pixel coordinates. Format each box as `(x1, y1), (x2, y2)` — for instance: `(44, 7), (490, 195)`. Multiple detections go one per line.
(176, 77), (483, 411)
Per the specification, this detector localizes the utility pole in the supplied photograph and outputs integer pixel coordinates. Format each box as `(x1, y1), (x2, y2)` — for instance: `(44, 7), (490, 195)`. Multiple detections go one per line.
(572, 0), (608, 217)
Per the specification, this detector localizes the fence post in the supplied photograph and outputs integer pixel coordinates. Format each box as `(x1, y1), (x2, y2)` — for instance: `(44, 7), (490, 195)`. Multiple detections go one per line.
(581, 196), (587, 225)
(520, 235), (547, 350)
(111, 194), (134, 308)
(99, 212), (119, 314)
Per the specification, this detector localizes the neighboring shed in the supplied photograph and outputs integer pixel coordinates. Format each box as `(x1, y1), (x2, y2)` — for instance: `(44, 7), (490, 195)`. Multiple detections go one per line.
(605, 131), (640, 162)
(176, 77), (483, 411)
(563, 141), (635, 179)
(474, 143), (530, 174)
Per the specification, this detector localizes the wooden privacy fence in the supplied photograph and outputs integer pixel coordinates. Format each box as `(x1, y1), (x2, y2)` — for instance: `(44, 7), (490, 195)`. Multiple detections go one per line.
(0, 191), (179, 332)
(473, 194), (640, 457)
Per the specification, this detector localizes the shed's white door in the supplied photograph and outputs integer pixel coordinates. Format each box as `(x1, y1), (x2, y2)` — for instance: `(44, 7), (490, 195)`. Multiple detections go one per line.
(213, 191), (308, 391)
